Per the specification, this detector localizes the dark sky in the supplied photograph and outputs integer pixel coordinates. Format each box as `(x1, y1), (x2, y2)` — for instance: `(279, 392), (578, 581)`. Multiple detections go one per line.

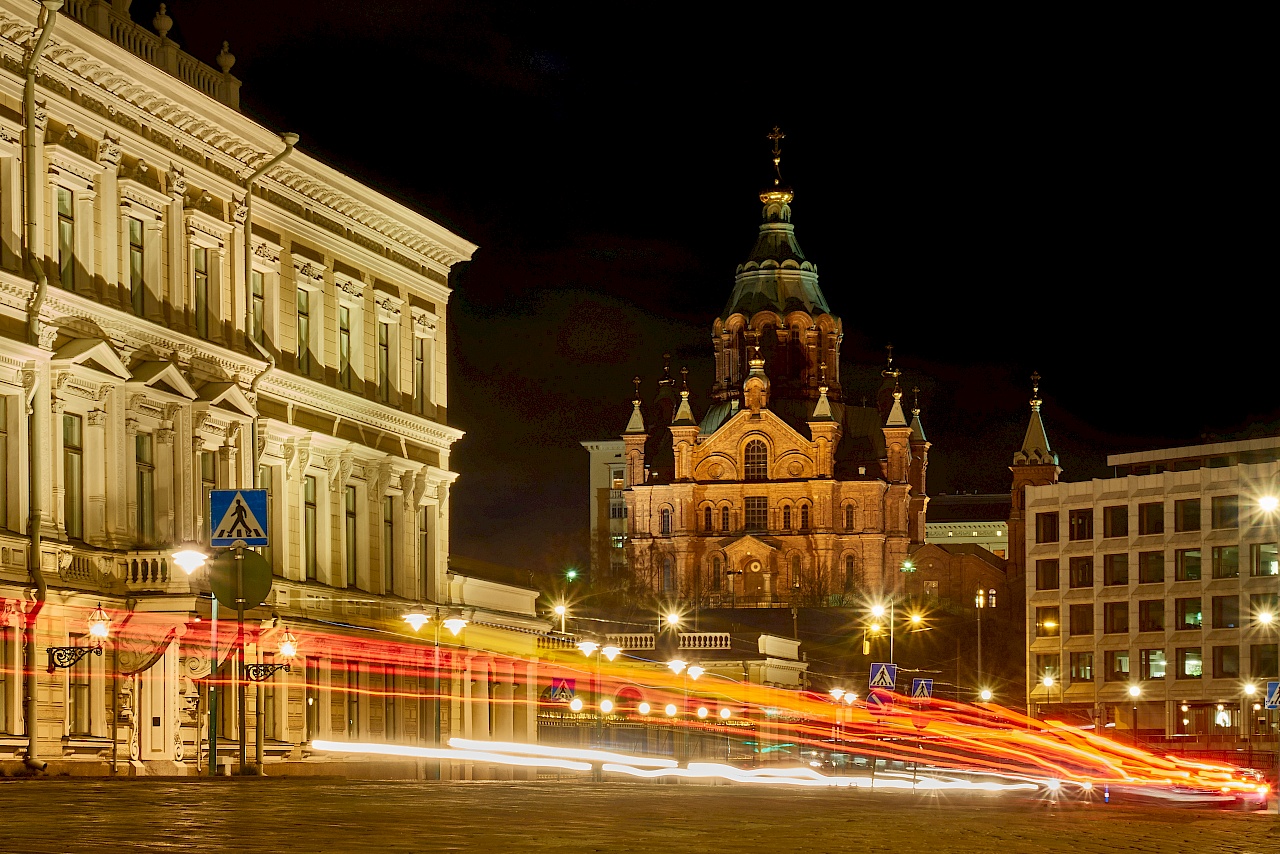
(152, 2), (1269, 566)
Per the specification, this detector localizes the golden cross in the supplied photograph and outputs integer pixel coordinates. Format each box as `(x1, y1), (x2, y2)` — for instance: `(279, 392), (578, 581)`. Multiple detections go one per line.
(768, 126), (785, 186)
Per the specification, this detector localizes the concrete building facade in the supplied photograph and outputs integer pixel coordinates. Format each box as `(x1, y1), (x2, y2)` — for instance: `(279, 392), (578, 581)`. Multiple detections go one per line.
(581, 439), (626, 583)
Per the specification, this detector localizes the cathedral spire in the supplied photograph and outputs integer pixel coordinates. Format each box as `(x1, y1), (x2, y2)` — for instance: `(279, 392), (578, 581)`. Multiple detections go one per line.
(1014, 371), (1058, 465)
(673, 367), (696, 425)
(624, 375), (646, 434)
(885, 382), (908, 427)
(810, 363), (834, 421)
(909, 386), (927, 442)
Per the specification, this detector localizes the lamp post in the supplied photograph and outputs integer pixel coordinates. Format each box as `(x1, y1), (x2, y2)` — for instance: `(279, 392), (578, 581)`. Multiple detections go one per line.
(1129, 684), (1141, 747)
(1259, 494), (1280, 814)
(975, 588), (985, 692)
(404, 605), (468, 779)
(46, 604), (110, 672)
(871, 603), (893, 664)
(172, 546), (218, 776)
(668, 657), (688, 761)
(726, 567), (744, 609)
(553, 604), (567, 634)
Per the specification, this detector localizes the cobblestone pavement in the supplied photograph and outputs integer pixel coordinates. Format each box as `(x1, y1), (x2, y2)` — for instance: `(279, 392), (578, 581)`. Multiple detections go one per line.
(1, 778), (1277, 854)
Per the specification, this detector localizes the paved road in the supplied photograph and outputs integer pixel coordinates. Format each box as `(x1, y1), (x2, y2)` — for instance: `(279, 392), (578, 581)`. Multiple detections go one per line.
(0, 779), (1274, 853)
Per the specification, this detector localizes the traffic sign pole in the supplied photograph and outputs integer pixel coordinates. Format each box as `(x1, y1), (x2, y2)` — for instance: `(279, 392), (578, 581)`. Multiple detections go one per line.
(235, 544), (247, 774)
(208, 596), (217, 776)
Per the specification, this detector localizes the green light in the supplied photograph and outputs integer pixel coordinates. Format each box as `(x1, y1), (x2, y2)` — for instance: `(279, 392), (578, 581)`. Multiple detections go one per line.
(565, 569), (578, 581)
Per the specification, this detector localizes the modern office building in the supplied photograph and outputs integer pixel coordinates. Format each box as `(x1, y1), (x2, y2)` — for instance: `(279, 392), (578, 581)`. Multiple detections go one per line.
(1025, 434), (1280, 744)
(581, 439), (627, 583)
(0, 0), (542, 776)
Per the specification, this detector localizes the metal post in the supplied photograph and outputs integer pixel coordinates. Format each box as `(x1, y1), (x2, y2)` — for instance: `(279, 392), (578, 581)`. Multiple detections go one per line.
(1132, 702), (1138, 748)
(235, 547), (247, 773)
(433, 618), (442, 780)
(255, 644), (265, 771)
(209, 596), (218, 776)
(889, 601), (895, 665)
(977, 601), (983, 689)
(595, 653), (603, 782)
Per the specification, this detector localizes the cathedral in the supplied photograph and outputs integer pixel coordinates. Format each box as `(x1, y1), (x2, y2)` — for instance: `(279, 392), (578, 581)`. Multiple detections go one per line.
(621, 133), (930, 608)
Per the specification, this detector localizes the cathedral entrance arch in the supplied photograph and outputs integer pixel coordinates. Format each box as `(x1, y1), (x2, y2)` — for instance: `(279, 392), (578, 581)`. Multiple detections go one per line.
(743, 557), (766, 601)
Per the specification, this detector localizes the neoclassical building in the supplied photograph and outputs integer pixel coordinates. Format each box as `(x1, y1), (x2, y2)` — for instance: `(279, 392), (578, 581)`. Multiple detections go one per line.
(0, 0), (543, 776)
(622, 150), (930, 608)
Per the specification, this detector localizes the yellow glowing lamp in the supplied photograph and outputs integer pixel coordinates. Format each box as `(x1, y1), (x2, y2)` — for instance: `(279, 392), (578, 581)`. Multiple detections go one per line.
(665, 612), (680, 628)
(686, 665), (705, 681)
(569, 698), (584, 712)
(667, 658), (687, 675)
(1261, 496), (1279, 513)
(830, 688), (845, 701)
(577, 640), (600, 657)
(442, 615), (468, 636)
(278, 629), (299, 660)
(1259, 612), (1275, 626)
(600, 699), (614, 714)
(871, 605), (886, 619)
(87, 604), (110, 641)
(696, 706), (709, 719)
(910, 613), (923, 625)
(171, 548), (209, 575)
(1128, 685), (1141, 698)
(601, 644), (622, 662)
(664, 703), (678, 717)
(403, 608), (431, 632)
(719, 707), (731, 720)
(979, 689), (993, 702)
(1042, 675), (1055, 688)
(638, 702), (651, 715)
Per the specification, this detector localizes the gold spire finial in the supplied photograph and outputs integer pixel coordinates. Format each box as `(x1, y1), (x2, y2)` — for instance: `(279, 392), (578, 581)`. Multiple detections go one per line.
(1030, 371), (1042, 410)
(912, 386), (921, 417)
(768, 125), (785, 187)
(659, 354), (673, 385)
(632, 375), (641, 404)
(680, 366), (690, 397)
(881, 343), (901, 379)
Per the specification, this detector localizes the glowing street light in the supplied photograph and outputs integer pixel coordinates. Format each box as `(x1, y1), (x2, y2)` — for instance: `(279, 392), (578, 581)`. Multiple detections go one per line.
(696, 706), (709, 719)
(871, 604), (886, 619)
(664, 612), (681, 629)
(638, 702), (652, 715)
(979, 689), (993, 702)
(1261, 496), (1280, 514)
(600, 699), (614, 714)
(87, 604), (111, 641)
(909, 613), (923, 626)
(665, 703), (678, 717)
(1244, 682), (1258, 697)
(719, 707), (731, 720)
(830, 688), (845, 701)
(277, 629), (299, 660)
(577, 640), (600, 657)
(686, 665), (705, 681)
(667, 658), (688, 675)
(171, 547), (209, 575)
(553, 604), (567, 633)
(601, 644), (622, 662)
(1129, 685), (1142, 747)
(1260, 611), (1275, 626)
(570, 698), (584, 712)
(442, 613), (469, 636)
(402, 606), (431, 632)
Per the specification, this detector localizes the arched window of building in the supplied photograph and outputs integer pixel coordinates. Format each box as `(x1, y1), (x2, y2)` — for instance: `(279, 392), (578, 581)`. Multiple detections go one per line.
(844, 504), (855, 531)
(782, 505), (792, 530)
(721, 506), (730, 532)
(844, 555), (857, 591)
(660, 507), (671, 535)
(662, 556), (674, 592)
(988, 588), (997, 609)
(744, 440), (768, 481)
(791, 555), (802, 589)
(799, 504), (810, 531)
(703, 506), (712, 532)
(712, 555), (722, 591)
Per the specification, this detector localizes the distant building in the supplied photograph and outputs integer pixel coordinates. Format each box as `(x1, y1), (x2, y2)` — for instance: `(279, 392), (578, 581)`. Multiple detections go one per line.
(618, 141), (929, 609)
(581, 440), (627, 582)
(1025, 432), (1280, 744)
(925, 494), (1011, 559)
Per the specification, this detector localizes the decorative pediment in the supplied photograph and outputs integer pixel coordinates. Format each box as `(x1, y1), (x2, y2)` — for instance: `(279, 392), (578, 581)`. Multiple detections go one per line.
(197, 382), (257, 417)
(719, 534), (780, 566)
(692, 409), (813, 482)
(51, 337), (132, 380)
(111, 612), (189, 675)
(129, 360), (199, 400)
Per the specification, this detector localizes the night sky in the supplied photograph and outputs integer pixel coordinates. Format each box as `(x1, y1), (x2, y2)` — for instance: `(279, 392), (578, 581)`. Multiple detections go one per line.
(148, 2), (1269, 567)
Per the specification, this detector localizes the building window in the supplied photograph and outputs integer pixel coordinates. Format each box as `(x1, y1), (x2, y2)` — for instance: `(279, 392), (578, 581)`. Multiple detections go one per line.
(1137, 551), (1164, 584)
(1069, 603), (1093, 636)
(1138, 600), (1164, 632)
(844, 555), (857, 591)
(1174, 498), (1200, 532)
(63, 413), (83, 540)
(0, 626), (9, 731)
(1139, 649), (1167, 680)
(1211, 546), (1239, 579)
(345, 485), (358, 587)
(1212, 645), (1240, 678)
(662, 556), (674, 592)
(1176, 647), (1202, 679)
(1068, 556), (1093, 588)
(419, 506), (431, 600)
(0, 397), (8, 529)
(304, 475), (318, 581)
(1068, 508), (1093, 541)
(1103, 553), (1128, 586)
(799, 504), (809, 531)
(1036, 654), (1059, 684)
(1210, 495), (1238, 529)
(744, 498), (767, 532)
(1211, 595), (1239, 629)
(413, 337), (427, 414)
(711, 556), (721, 591)
(193, 247), (210, 339)
(260, 466), (275, 573)
(1035, 606), (1060, 638)
(1175, 597), (1202, 630)
(339, 305), (352, 389)
(1175, 548), (1201, 581)
(660, 507), (671, 535)
(1251, 644), (1279, 679)
(57, 186), (74, 287)
(1102, 505), (1128, 538)
(67, 634), (91, 735)
(1035, 512), (1059, 544)
(743, 440), (768, 481)
(790, 555), (802, 589)
(378, 321), (391, 402)
(1137, 502), (1163, 535)
(127, 216), (145, 316)
(1251, 543), (1278, 577)
(703, 506), (712, 532)
(346, 661), (360, 737)
(305, 658), (320, 742)
(844, 504), (855, 531)
(720, 506), (729, 532)
(782, 505), (791, 530)
(1035, 559), (1059, 591)
(1069, 652), (1093, 681)
(297, 288), (312, 374)
(384, 662), (397, 741)
(200, 451), (216, 544)
(251, 270), (265, 346)
(986, 589), (996, 609)
(135, 433), (154, 544)
(262, 652), (278, 740)
(383, 496), (395, 594)
(1103, 601), (1129, 634)
(1104, 650), (1130, 681)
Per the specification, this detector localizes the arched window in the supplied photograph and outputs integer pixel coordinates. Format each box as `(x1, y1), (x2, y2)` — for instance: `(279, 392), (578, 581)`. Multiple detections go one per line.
(799, 504), (810, 530)
(744, 440), (768, 481)
(660, 508), (671, 535)
(721, 506), (730, 532)
(703, 506), (712, 532)
(791, 555), (802, 589)
(988, 589), (997, 609)
(712, 555), (722, 591)
(662, 556), (674, 592)
(844, 555), (857, 591)
(844, 504), (855, 531)
(782, 505), (792, 530)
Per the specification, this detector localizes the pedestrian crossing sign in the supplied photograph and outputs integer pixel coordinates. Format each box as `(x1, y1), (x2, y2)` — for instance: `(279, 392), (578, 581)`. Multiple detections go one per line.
(1267, 681), (1280, 710)
(911, 678), (934, 700)
(869, 662), (897, 690)
(549, 678), (575, 702)
(210, 489), (269, 547)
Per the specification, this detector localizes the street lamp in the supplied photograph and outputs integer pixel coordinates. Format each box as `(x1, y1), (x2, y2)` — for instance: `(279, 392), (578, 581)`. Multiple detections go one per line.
(664, 612), (681, 630)
(553, 604), (567, 634)
(47, 604), (110, 672)
(1129, 684), (1141, 747)
(975, 588), (986, 691)
(979, 689), (993, 702)
(244, 630), (298, 681)
(402, 606), (468, 773)
(171, 545), (221, 776)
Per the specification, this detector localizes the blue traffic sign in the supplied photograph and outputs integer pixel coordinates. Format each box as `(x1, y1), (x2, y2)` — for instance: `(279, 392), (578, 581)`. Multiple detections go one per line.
(911, 678), (934, 701)
(1267, 681), (1280, 710)
(210, 489), (268, 547)
(869, 662), (898, 690)
(867, 688), (895, 715)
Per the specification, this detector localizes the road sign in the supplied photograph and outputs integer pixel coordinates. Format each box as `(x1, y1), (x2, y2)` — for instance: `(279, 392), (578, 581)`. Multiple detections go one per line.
(210, 489), (268, 547)
(207, 550), (273, 611)
(549, 678), (575, 702)
(869, 662), (898, 690)
(1267, 681), (1280, 710)
(867, 688), (895, 715)
(911, 678), (934, 701)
